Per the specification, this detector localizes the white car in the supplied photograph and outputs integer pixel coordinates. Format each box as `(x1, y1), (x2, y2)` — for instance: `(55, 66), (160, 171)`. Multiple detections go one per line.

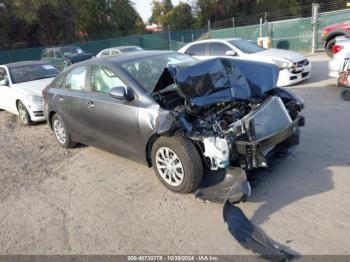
(178, 38), (311, 87)
(0, 61), (59, 124)
(328, 36), (350, 78)
(96, 46), (143, 58)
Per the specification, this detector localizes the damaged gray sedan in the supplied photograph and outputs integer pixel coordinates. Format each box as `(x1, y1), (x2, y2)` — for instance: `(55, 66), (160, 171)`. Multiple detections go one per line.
(43, 51), (304, 203)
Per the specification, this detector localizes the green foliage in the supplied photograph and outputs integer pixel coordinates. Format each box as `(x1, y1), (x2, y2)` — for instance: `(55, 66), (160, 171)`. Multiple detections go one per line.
(148, 0), (174, 25)
(160, 2), (194, 30)
(0, 0), (145, 49)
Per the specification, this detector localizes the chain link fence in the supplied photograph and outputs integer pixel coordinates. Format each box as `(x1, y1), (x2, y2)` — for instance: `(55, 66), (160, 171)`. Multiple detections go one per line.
(1, 2), (350, 64)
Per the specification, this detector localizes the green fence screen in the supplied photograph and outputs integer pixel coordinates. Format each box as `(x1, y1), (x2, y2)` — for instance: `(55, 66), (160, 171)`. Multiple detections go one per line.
(1, 8), (350, 64)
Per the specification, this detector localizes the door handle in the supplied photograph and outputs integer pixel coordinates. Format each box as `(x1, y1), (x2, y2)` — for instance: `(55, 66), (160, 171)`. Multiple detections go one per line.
(58, 96), (64, 102)
(87, 101), (95, 108)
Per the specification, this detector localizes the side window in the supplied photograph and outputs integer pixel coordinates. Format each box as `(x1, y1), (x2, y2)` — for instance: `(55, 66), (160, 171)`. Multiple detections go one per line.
(64, 66), (87, 91)
(55, 50), (63, 58)
(185, 43), (207, 56)
(48, 49), (54, 58)
(101, 51), (110, 57)
(209, 43), (232, 56)
(91, 65), (126, 94)
(55, 74), (65, 88)
(41, 50), (47, 58)
(111, 49), (119, 55)
(0, 68), (8, 81)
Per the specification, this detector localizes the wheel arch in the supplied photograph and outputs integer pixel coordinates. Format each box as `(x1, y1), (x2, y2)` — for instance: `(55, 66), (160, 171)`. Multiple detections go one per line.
(48, 111), (57, 130)
(145, 133), (160, 167)
(325, 29), (350, 45)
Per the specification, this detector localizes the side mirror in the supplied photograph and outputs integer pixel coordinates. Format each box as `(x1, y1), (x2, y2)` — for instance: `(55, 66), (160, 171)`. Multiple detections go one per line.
(109, 86), (131, 100)
(0, 78), (9, 86)
(225, 50), (237, 57)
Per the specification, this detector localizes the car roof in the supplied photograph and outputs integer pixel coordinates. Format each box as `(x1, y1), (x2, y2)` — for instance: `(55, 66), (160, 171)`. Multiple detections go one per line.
(3, 60), (50, 69)
(93, 50), (176, 64)
(43, 46), (79, 50)
(100, 46), (141, 52)
(190, 38), (242, 44)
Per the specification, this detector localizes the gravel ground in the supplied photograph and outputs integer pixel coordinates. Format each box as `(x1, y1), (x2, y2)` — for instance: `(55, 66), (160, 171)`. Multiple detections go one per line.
(0, 53), (349, 256)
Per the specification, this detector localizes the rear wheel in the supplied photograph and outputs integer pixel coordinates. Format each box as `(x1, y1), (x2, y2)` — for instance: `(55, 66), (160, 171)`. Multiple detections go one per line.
(340, 88), (350, 101)
(17, 101), (32, 125)
(51, 114), (76, 148)
(151, 136), (203, 193)
(325, 38), (336, 57)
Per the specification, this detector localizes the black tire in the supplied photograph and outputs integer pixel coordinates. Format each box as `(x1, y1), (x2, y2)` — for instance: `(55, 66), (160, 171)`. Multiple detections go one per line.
(340, 88), (350, 101)
(151, 136), (203, 194)
(325, 38), (336, 57)
(17, 101), (32, 125)
(51, 113), (76, 148)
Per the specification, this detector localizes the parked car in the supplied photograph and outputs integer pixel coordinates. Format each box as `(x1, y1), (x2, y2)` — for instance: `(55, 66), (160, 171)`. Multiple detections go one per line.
(328, 36), (350, 78)
(0, 61), (59, 124)
(321, 21), (350, 57)
(178, 38), (311, 87)
(41, 46), (93, 70)
(43, 51), (304, 203)
(96, 46), (144, 58)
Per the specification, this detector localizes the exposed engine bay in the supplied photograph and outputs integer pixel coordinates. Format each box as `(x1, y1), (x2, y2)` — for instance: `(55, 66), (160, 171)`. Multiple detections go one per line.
(153, 58), (305, 173)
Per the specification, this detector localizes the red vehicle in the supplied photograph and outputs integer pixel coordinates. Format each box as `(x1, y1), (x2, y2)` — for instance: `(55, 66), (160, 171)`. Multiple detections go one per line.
(322, 21), (350, 57)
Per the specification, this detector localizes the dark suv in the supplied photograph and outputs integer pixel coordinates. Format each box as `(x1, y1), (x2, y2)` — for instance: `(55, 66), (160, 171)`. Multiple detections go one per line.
(41, 46), (93, 70)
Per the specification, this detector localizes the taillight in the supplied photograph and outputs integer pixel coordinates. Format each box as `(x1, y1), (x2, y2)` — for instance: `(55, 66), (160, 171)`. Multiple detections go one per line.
(333, 44), (344, 54)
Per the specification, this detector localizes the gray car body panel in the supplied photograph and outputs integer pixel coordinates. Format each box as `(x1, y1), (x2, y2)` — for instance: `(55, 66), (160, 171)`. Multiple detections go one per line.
(44, 52), (178, 165)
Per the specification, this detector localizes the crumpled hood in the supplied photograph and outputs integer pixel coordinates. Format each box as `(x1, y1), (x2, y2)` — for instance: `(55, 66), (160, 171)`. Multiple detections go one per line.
(255, 48), (305, 63)
(13, 78), (54, 96)
(153, 58), (279, 107)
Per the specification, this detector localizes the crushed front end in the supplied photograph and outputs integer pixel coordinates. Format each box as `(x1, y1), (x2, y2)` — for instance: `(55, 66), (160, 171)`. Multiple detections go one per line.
(152, 58), (305, 204)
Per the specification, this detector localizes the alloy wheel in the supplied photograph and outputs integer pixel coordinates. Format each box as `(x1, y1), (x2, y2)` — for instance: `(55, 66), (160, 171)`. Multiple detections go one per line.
(18, 103), (28, 124)
(53, 119), (66, 144)
(155, 147), (184, 187)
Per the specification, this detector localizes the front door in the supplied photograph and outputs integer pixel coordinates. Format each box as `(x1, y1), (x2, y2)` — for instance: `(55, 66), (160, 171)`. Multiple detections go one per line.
(83, 64), (141, 160)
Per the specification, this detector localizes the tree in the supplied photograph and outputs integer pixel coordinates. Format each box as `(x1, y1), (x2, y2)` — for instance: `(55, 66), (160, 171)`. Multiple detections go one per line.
(160, 2), (193, 30)
(148, 0), (174, 25)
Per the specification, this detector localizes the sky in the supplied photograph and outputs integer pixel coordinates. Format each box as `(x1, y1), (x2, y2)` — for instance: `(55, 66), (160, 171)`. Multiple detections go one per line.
(133, 0), (190, 23)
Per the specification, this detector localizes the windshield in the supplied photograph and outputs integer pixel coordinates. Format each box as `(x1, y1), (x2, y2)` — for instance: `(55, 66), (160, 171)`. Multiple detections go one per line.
(120, 53), (196, 92)
(10, 64), (59, 84)
(60, 46), (84, 56)
(120, 47), (143, 53)
(229, 39), (265, 54)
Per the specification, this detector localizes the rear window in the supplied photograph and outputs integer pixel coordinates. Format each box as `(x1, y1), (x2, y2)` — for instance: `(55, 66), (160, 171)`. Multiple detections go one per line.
(119, 47), (143, 53)
(9, 64), (60, 84)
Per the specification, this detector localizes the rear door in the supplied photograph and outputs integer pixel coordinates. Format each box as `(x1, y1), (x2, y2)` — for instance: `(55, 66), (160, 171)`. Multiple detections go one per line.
(82, 63), (141, 159)
(53, 65), (91, 143)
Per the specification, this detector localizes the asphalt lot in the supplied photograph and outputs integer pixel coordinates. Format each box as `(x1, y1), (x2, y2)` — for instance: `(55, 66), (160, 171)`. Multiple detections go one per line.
(0, 53), (349, 255)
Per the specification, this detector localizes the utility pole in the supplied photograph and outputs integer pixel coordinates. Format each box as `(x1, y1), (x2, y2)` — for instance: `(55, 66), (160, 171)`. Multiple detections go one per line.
(167, 25), (172, 50)
(232, 17), (235, 37)
(311, 3), (320, 53)
(208, 20), (211, 32)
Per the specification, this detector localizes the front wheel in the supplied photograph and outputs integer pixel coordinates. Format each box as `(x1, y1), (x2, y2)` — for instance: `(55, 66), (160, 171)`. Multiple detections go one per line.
(151, 136), (203, 193)
(51, 114), (76, 148)
(17, 101), (32, 125)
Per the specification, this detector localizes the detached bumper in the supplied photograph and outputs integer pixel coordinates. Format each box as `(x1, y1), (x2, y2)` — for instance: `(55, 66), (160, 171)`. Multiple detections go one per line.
(235, 115), (304, 170)
(196, 167), (251, 204)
